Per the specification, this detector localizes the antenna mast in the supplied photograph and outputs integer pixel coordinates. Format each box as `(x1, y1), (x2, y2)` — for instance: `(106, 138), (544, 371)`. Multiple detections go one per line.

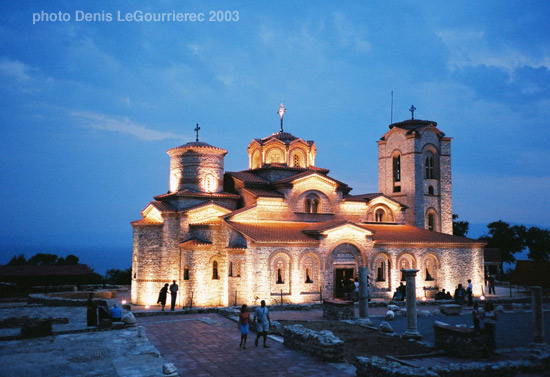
(390, 90), (394, 124)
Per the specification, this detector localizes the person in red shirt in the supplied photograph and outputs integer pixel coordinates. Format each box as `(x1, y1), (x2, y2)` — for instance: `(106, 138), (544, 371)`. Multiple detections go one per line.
(239, 304), (250, 349)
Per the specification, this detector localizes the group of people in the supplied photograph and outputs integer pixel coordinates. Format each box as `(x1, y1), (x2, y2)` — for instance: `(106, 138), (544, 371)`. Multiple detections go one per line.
(433, 279), (475, 306)
(472, 300), (498, 349)
(238, 300), (272, 349)
(391, 282), (407, 301)
(86, 293), (122, 327)
(343, 275), (370, 302)
(157, 280), (179, 311)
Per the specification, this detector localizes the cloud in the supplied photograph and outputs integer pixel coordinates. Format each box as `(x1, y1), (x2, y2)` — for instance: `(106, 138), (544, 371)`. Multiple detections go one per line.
(0, 59), (33, 81)
(436, 29), (550, 73)
(454, 172), (550, 229)
(72, 111), (187, 142)
(332, 12), (371, 53)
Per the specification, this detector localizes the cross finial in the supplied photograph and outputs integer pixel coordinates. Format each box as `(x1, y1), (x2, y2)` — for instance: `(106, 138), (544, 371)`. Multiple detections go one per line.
(409, 105), (416, 120)
(194, 123), (200, 142)
(278, 103), (286, 132)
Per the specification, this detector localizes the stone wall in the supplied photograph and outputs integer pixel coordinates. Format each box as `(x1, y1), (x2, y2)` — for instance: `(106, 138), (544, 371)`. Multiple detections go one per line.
(355, 351), (550, 377)
(282, 324), (344, 362)
(322, 300), (355, 320)
(433, 321), (492, 357)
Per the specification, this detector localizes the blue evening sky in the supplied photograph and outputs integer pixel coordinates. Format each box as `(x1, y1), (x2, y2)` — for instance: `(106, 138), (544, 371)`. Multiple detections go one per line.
(1, 1), (549, 273)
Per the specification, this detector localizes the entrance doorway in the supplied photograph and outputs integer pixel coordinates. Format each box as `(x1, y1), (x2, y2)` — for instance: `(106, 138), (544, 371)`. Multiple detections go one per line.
(334, 268), (354, 299)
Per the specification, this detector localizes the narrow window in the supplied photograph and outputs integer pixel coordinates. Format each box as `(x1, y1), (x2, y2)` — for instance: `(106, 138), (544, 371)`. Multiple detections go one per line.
(305, 268), (313, 283)
(393, 154), (401, 192)
(425, 155), (434, 179)
(428, 213), (435, 231)
(305, 199), (312, 213)
(293, 154), (301, 167)
(212, 261), (219, 280)
(276, 268), (284, 284)
(393, 154), (401, 182)
(375, 208), (385, 222)
(184, 267), (189, 280)
(228, 261), (233, 277)
(428, 185), (434, 195)
(377, 261), (385, 281)
(311, 199), (319, 213)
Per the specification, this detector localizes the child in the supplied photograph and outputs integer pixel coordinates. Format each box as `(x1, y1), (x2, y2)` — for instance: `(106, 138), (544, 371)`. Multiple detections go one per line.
(239, 304), (250, 349)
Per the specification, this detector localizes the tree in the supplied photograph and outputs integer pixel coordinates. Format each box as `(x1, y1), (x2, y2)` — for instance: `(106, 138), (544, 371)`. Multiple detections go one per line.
(7, 254), (27, 265)
(452, 214), (469, 237)
(27, 253), (59, 265)
(105, 268), (132, 285)
(524, 227), (550, 262)
(479, 220), (525, 263)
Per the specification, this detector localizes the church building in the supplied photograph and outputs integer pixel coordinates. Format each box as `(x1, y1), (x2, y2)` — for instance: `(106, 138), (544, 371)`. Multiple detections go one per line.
(130, 106), (485, 307)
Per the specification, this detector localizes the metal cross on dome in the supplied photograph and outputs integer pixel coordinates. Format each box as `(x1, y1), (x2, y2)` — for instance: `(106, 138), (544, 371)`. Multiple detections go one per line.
(194, 123), (200, 142)
(278, 103), (286, 132)
(409, 105), (416, 120)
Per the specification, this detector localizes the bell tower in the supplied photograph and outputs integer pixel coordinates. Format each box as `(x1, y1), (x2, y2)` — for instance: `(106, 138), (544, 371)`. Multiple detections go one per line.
(377, 107), (453, 234)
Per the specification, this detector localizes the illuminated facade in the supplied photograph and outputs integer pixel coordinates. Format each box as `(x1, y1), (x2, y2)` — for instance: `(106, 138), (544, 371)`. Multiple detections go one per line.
(131, 114), (484, 307)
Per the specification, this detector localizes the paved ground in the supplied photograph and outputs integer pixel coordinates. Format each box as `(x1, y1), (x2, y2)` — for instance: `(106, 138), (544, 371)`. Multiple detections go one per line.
(138, 314), (354, 377)
(0, 284), (548, 377)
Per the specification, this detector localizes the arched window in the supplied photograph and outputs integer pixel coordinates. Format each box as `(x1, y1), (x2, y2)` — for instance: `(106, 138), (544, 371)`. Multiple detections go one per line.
(400, 258), (412, 281)
(212, 261), (219, 280)
(425, 257), (436, 281)
(428, 213), (435, 231)
(184, 266), (190, 280)
(428, 185), (434, 195)
(305, 193), (320, 214)
(425, 154), (435, 179)
(376, 260), (386, 281)
(375, 208), (385, 222)
(252, 151), (261, 169)
(203, 174), (216, 192)
(276, 259), (284, 284)
(393, 153), (401, 192)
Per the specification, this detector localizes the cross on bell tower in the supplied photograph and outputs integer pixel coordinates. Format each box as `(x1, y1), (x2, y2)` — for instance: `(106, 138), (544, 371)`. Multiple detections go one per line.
(409, 105), (416, 120)
(194, 123), (200, 142)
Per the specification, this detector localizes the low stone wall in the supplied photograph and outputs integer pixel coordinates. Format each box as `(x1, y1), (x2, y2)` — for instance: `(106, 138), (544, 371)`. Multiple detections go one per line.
(28, 293), (108, 307)
(282, 324), (344, 362)
(355, 351), (550, 377)
(322, 299), (355, 320)
(433, 321), (492, 357)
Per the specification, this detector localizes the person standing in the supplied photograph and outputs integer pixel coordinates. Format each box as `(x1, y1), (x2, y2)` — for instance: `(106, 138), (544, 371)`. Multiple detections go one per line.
(239, 304), (250, 349)
(482, 301), (498, 350)
(254, 300), (271, 348)
(488, 274), (496, 295)
(157, 283), (169, 311)
(86, 293), (98, 326)
(169, 280), (178, 311)
(472, 301), (481, 332)
(466, 279), (473, 306)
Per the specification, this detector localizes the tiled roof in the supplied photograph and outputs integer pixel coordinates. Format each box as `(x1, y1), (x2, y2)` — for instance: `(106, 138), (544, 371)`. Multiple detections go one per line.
(225, 221), (319, 243)
(167, 142), (227, 155)
(179, 238), (212, 247)
(0, 264), (91, 277)
(511, 261), (550, 288)
(302, 220), (353, 233)
(273, 171), (349, 190)
(260, 131), (298, 143)
(227, 171), (269, 184)
(344, 193), (382, 202)
(154, 190), (240, 200)
(242, 187), (284, 198)
(150, 201), (176, 213)
(131, 218), (163, 226)
(343, 193), (408, 208)
(359, 224), (483, 245)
